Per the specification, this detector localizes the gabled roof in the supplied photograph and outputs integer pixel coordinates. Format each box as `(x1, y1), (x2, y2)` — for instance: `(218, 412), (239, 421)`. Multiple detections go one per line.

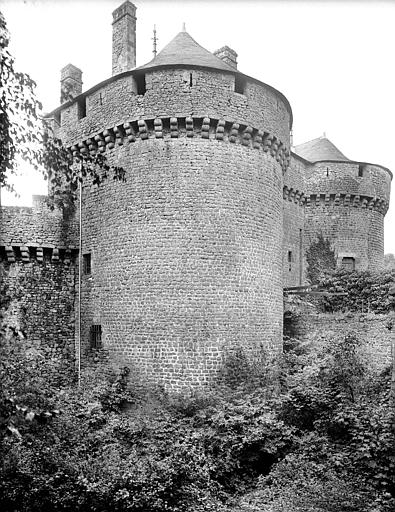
(136, 30), (236, 73)
(293, 136), (349, 162)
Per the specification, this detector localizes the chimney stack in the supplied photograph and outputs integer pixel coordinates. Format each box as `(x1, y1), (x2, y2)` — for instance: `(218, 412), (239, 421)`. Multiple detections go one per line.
(213, 46), (238, 69)
(112, 1), (137, 76)
(60, 64), (83, 103)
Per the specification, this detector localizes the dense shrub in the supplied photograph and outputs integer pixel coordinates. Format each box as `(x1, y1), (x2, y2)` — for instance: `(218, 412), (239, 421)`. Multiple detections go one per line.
(318, 269), (395, 313)
(1, 315), (394, 511)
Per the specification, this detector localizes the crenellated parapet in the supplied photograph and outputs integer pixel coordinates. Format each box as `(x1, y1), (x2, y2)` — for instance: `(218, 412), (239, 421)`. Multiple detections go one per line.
(283, 186), (305, 206)
(0, 244), (78, 264)
(68, 116), (291, 173)
(304, 192), (389, 214)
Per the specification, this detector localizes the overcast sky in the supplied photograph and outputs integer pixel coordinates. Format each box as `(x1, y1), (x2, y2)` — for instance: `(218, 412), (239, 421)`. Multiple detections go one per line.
(2, 0), (394, 254)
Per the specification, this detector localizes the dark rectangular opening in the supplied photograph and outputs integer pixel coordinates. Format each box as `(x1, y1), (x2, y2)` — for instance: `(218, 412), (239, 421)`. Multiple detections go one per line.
(83, 253), (91, 275)
(136, 74), (146, 95)
(78, 96), (86, 119)
(234, 75), (246, 95)
(288, 250), (292, 271)
(358, 164), (364, 177)
(90, 325), (102, 349)
(341, 257), (355, 271)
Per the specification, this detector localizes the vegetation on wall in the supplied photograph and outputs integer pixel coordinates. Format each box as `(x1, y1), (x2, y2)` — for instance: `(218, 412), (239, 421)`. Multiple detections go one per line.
(306, 233), (337, 284)
(317, 268), (395, 313)
(0, 10), (125, 210)
(384, 254), (395, 270)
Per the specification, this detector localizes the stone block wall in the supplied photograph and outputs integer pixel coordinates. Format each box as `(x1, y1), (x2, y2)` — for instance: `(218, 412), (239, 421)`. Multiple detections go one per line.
(54, 68), (292, 149)
(283, 155), (306, 287)
(304, 199), (385, 270)
(0, 196), (78, 362)
(0, 195), (77, 248)
(53, 64), (291, 390)
(1, 255), (77, 360)
(303, 161), (391, 270)
(77, 136), (284, 389)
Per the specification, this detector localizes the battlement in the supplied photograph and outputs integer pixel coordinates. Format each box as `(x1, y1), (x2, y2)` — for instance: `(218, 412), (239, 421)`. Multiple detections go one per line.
(0, 245), (78, 264)
(283, 186), (305, 207)
(68, 115), (291, 173)
(305, 193), (389, 214)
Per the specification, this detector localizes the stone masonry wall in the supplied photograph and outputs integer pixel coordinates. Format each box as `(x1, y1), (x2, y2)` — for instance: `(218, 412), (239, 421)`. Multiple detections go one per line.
(1, 256), (77, 361)
(54, 65), (291, 390)
(283, 155), (306, 287)
(79, 138), (284, 389)
(303, 161), (391, 270)
(304, 202), (385, 270)
(0, 195), (78, 248)
(0, 195), (78, 363)
(56, 68), (291, 148)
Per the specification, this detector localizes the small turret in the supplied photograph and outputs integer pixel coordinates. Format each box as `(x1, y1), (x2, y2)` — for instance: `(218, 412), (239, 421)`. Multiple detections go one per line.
(213, 46), (238, 69)
(112, 0), (137, 75)
(60, 64), (82, 103)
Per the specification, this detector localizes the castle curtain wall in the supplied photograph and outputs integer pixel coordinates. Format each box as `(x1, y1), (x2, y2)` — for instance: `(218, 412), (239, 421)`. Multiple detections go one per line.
(283, 155), (306, 287)
(0, 198), (78, 358)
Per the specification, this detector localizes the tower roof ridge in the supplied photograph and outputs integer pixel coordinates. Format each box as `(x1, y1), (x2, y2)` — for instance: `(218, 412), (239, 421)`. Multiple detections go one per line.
(294, 136), (349, 162)
(136, 30), (236, 73)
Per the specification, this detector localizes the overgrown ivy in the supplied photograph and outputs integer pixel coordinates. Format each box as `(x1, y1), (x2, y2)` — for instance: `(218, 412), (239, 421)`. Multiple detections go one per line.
(317, 269), (395, 313)
(306, 233), (337, 284)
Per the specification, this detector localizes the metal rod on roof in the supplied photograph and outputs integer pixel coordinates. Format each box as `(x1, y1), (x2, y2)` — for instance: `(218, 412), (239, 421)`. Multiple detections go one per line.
(152, 25), (158, 57)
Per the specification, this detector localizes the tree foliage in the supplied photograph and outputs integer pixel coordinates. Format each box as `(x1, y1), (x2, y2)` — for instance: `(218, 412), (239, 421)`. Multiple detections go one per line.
(0, 10), (42, 194)
(1, 316), (394, 511)
(0, 10), (125, 208)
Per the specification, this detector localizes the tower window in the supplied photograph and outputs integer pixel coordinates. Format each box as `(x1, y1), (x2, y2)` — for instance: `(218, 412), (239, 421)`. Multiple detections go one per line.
(136, 74), (146, 95)
(83, 253), (91, 275)
(341, 257), (355, 271)
(358, 164), (364, 177)
(90, 325), (102, 349)
(288, 250), (293, 271)
(77, 95), (86, 119)
(234, 75), (246, 95)
(189, 72), (193, 87)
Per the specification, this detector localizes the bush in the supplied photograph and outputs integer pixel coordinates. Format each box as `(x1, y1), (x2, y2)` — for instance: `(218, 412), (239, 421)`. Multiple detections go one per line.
(318, 269), (395, 313)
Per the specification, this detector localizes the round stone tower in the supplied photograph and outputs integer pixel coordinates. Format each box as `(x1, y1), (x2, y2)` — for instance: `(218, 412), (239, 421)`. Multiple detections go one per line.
(49, 1), (292, 389)
(294, 136), (392, 271)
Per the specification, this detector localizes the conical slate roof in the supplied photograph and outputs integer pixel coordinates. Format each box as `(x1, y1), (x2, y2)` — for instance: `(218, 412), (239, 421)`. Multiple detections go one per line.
(293, 136), (349, 162)
(136, 30), (236, 72)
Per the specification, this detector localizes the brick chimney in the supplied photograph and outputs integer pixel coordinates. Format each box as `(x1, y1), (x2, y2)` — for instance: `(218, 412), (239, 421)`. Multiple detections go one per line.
(112, 1), (137, 76)
(60, 64), (82, 103)
(213, 46), (238, 69)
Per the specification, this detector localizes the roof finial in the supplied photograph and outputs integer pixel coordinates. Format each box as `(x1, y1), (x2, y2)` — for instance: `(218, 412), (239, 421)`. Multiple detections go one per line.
(322, 131), (326, 138)
(182, 22), (186, 32)
(152, 24), (158, 57)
